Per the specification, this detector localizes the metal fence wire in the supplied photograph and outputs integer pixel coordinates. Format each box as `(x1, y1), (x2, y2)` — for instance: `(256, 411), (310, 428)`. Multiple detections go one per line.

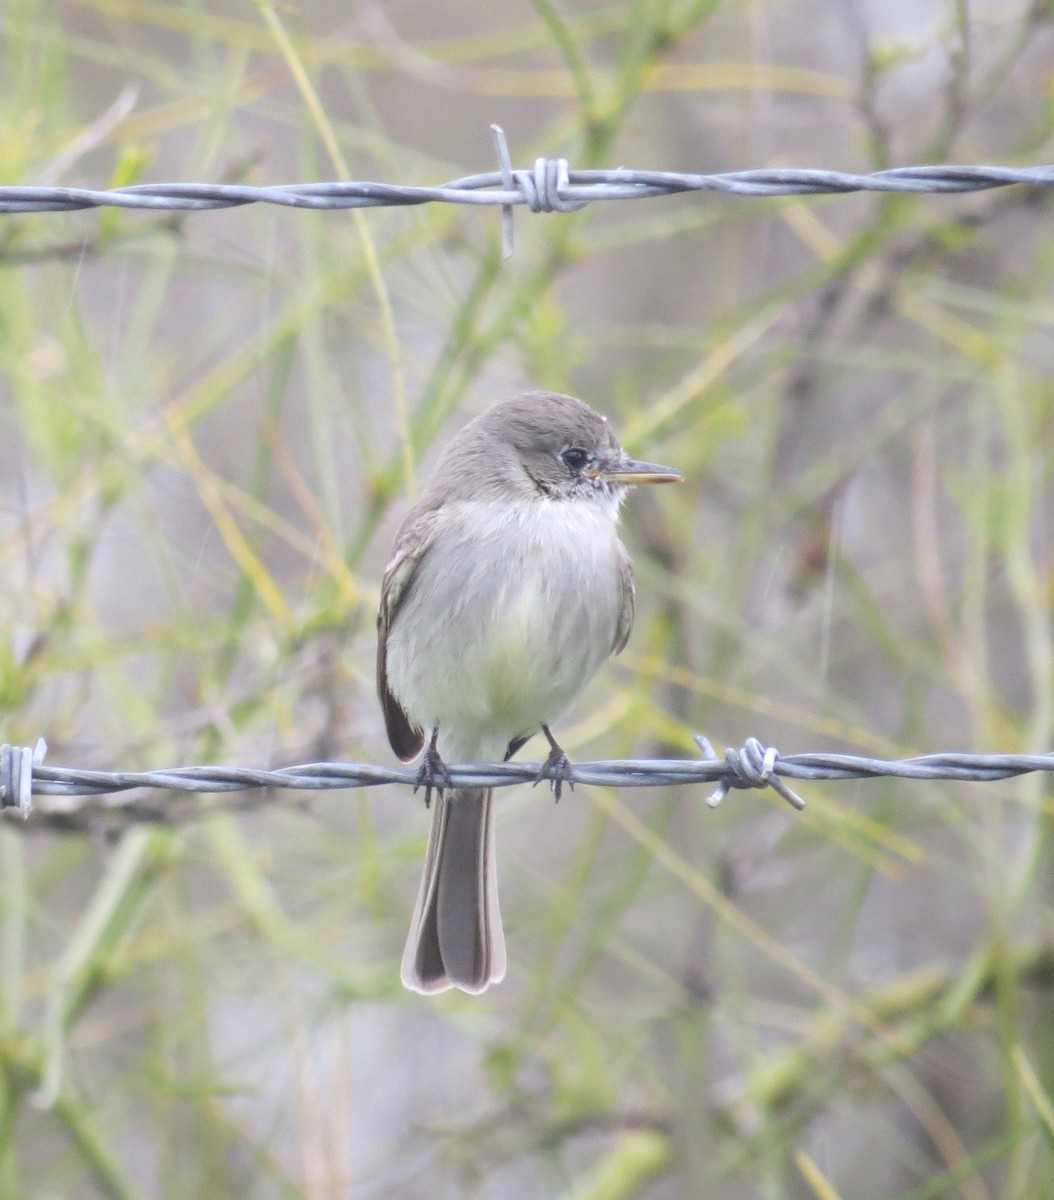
(3, 736), (1054, 833)
(3, 125), (1054, 256)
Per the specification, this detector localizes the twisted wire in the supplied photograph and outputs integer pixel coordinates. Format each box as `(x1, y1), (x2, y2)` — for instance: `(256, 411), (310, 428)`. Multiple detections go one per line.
(4, 165), (1051, 215)
(3, 123), (1051, 218)
(4, 736), (1054, 831)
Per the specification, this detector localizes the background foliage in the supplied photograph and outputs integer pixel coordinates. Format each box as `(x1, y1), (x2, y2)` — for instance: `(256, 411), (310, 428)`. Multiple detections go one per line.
(2, 0), (1054, 1196)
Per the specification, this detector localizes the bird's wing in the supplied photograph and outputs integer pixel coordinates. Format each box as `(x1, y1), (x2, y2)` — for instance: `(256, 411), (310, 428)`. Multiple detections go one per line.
(376, 505), (440, 761)
(613, 544), (636, 655)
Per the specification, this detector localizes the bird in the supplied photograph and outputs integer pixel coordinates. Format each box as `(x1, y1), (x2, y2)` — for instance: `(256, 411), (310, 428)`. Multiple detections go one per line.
(377, 390), (681, 993)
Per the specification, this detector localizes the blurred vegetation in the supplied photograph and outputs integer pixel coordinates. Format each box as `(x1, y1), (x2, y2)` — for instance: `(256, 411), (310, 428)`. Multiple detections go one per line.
(2, 0), (1054, 1197)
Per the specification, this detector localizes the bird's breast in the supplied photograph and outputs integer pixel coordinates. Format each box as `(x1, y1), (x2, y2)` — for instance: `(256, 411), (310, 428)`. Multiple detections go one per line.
(385, 498), (626, 757)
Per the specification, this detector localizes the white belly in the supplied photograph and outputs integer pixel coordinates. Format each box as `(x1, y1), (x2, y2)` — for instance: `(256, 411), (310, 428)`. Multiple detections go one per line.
(385, 498), (626, 760)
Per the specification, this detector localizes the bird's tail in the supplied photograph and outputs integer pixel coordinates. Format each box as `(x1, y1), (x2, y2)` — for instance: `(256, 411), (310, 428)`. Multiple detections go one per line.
(400, 787), (507, 994)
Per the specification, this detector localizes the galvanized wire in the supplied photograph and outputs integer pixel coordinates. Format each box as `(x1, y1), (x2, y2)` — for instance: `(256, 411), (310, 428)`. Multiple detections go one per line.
(5, 164), (1052, 214)
(4, 735), (1054, 832)
(3, 124), (1051, 222)
(8, 162), (1054, 213)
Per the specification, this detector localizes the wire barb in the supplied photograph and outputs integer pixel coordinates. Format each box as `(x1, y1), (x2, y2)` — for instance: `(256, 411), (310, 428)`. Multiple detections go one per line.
(0, 739), (48, 818)
(489, 125), (589, 258)
(696, 735), (806, 811)
(490, 124), (517, 260)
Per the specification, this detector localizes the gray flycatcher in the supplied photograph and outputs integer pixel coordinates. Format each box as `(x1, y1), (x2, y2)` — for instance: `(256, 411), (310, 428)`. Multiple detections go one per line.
(377, 391), (680, 994)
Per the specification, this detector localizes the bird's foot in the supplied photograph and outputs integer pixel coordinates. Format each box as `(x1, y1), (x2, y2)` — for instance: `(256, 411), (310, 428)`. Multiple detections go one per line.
(414, 727), (453, 809)
(533, 725), (576, 803)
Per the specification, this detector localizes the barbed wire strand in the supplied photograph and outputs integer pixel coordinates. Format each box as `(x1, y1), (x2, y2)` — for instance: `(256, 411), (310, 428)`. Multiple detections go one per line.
(4, 736), (1054, 833)
(3, 124), (1053, 257)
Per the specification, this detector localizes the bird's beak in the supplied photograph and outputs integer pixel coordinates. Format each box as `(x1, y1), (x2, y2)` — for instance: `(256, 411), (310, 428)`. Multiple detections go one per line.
(589, 456), (682, 485)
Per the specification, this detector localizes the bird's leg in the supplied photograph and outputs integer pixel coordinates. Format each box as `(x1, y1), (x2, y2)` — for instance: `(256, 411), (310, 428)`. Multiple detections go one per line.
(534, 724), (575, 803)
(413, 726), (453, 810)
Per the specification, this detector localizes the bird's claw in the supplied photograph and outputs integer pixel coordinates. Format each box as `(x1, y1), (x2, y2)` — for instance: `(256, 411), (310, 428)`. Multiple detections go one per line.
(414, 728), (453, 809)
(533, 729), (575, 803)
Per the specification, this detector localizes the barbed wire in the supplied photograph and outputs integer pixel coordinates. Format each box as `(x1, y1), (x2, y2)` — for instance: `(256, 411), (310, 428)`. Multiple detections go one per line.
(3, 125), (1053, 257)
(4, 735), (1054, 834)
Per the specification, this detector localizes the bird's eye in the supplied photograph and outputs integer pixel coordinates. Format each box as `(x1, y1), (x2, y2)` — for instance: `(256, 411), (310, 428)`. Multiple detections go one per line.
(561, 447), (589, 472)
